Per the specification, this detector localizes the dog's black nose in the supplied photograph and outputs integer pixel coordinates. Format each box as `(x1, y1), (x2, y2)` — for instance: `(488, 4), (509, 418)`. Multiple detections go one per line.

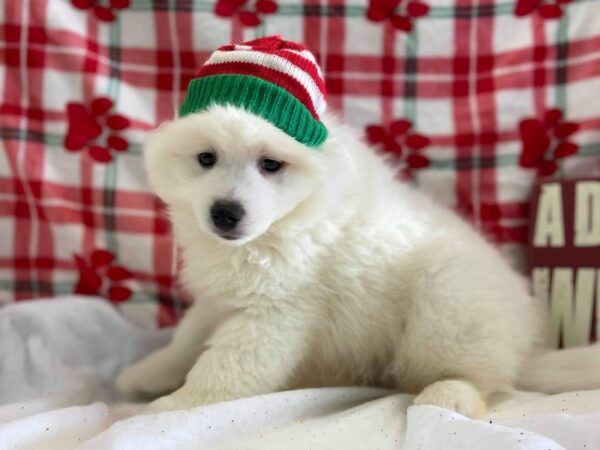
(210, 200), (245, 232)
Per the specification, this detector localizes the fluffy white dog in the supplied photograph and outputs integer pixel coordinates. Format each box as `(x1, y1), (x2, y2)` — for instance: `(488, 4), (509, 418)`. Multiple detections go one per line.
(116, 105), (600, 417)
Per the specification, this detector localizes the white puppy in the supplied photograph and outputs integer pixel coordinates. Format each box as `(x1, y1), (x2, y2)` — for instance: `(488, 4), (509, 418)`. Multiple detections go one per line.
(116, 105), (600, 417)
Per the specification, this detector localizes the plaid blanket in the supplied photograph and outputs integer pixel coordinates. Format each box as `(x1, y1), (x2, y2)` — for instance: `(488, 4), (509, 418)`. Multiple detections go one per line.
(1, 0), (599, 327)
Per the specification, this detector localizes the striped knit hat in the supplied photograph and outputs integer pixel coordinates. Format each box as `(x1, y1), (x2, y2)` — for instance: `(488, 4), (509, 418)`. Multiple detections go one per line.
(179, 36), (328, 148)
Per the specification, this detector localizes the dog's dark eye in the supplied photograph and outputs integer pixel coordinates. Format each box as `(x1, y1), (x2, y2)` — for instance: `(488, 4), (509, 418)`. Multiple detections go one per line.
(261, 158), (284, 173)
(197, 152), (217, 168)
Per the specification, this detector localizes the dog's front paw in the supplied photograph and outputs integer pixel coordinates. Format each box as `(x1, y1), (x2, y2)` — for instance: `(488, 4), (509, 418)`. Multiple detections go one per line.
(413, 379), (486, 418)
(115, 353), (185, 399)
(143, 394), (186, 414)
(142, 388), (227, 414)
(115, 364), (164, 399)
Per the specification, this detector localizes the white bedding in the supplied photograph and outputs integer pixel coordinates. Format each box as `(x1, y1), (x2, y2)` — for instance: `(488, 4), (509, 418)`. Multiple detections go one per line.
(1, 298), (599, 450)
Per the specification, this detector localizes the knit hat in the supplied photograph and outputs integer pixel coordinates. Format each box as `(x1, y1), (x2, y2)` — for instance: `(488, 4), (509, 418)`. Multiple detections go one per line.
(179, 36), (328, 148)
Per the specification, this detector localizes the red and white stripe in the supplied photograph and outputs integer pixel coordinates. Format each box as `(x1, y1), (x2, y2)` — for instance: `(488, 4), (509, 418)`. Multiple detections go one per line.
(198, 42), (327, 118)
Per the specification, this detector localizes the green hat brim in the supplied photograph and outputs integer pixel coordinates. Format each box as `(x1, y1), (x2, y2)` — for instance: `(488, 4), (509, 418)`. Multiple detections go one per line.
(179, 74), (328, 148)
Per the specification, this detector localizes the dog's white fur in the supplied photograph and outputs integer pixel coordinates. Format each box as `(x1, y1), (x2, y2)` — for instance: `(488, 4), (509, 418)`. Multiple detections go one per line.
(116, 105), (600, 417)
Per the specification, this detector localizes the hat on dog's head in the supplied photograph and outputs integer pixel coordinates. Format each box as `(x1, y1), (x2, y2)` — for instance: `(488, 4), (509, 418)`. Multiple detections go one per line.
(179, 36), (328, 148)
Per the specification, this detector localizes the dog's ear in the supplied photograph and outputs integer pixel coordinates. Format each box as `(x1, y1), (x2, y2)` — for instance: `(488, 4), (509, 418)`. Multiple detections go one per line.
(143, 120), (173, 149)
(142, 120), (176, 162)
(141, 121), (178, 200)
(156, 119), (175, 130)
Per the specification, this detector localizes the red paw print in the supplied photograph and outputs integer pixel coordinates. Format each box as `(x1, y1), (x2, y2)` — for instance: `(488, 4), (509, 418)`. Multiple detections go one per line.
(514, 0), (573, 19)
(74, 249), (133, 302)
(519, 109), (580, 176)
(366, 0), (430, 33)
(366, 119), (431, 177)
(214, 0), (278, 27)
(64, 97), (130, 163)
(71, 0), (131, 22)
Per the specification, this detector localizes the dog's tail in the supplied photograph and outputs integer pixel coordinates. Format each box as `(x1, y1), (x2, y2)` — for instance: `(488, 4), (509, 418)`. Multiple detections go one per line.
(517, 343), (600, 393)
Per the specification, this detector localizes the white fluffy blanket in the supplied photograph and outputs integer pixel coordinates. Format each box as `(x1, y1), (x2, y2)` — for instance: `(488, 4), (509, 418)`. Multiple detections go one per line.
(1, 298), (599, 450)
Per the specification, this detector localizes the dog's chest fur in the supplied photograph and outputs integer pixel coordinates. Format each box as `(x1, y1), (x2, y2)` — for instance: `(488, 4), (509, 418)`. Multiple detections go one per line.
(175, 207), (435, 389)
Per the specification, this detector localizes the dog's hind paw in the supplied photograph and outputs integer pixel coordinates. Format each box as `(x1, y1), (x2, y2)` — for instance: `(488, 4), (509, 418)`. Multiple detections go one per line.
(413, 379), (486, 418)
